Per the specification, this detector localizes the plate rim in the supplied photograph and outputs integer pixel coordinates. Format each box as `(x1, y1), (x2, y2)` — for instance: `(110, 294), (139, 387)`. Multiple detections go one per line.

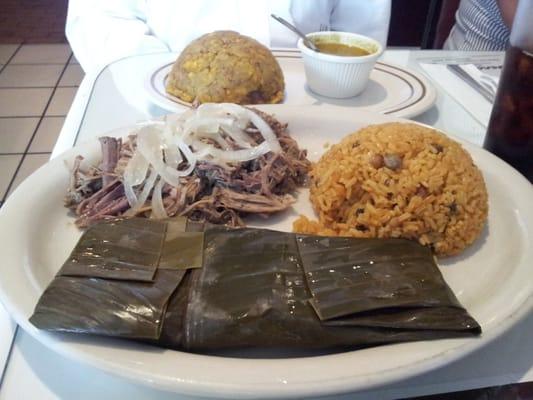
(144, 51), (437, 119)
(0, 106), (531, 398)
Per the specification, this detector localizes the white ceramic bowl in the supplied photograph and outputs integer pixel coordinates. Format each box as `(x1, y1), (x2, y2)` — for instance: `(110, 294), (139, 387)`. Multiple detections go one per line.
(297, 31), (383, 98)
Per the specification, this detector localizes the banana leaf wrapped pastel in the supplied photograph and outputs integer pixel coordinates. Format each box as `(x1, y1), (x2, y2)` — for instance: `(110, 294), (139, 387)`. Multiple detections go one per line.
(184, 227), (322, 350)
(30, 218), (481, 353)
(30, 217), (203, 341)
(59, 218), (166, 281)
(30, 269), (185, 340)
(296, 235), (461, 319)
(157, 270), (194, 349)
(183, 228), (480, 351)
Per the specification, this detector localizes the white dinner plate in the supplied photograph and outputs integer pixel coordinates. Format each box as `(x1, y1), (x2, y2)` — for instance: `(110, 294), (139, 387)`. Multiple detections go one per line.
(0, 106), (532, 399)
(145, 49), (436, 118)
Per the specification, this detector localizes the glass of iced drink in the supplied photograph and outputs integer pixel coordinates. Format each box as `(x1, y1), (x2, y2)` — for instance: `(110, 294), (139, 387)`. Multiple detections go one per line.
(483, 0), (533, 183)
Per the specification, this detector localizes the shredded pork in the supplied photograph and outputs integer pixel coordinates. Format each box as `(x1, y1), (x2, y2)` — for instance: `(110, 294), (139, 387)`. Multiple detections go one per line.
(65, 109), (310, 227)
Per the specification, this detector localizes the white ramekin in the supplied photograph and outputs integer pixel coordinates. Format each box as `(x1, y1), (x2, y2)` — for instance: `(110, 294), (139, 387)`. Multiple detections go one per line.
(297, 32), (383, 98)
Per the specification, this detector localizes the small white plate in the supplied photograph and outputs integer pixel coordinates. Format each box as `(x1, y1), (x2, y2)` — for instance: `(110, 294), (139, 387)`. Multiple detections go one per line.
(0, 106), (531, 399)
(146, 50), (436, 118)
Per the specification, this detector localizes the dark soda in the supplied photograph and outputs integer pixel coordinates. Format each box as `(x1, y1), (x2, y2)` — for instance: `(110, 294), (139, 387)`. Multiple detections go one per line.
(483, 46), (533, 183)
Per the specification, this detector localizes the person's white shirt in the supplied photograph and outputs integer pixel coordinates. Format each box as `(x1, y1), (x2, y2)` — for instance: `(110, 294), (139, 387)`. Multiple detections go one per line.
(66, 0), (391, 75)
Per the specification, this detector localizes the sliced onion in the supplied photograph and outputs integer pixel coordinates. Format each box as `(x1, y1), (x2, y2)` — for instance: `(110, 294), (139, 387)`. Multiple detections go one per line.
(124, 168), (158, 216)
(183, 117), (224, 139)
(176, 109), (195, 124)
(192, 139), (272, 162)
(164, 145), (183, 169)
(175, 136), (197, 176)
(220, 123), (254, 148)
(123, 152), (150, 207)
(123, 103), (281, 202)
(124, 152), (149, 186)
(124, 180), (138, 208)
(197, 130), (232, 150)
(150, 177), (167, 219)
(246, 109), (281, 153)
(199, 103), (249, 124)
(162, 116), (181, 168)
(185, 105), (279, 161)
(136, 126), (188, 187)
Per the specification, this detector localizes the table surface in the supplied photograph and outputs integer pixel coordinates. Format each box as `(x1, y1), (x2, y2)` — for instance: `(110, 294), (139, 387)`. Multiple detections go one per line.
(1, 49), (532, 400)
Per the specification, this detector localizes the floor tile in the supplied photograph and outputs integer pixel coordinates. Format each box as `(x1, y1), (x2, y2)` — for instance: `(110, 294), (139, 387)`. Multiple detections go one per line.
(29, 117), (65, 152)
(0, 88), (53, 117)
(58, 64), (84, 86)
(7, 153), (50, 197)
(0, 44), (19, 64)
(0, 154), (22, 198)
(0, 118), (39, 153)
(10, 44), (71, 65)
(0, 64), (64, 88)
(45, 87), (77, 116)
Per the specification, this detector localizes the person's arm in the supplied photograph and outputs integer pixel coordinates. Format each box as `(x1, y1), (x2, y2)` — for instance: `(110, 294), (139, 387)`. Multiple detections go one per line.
(330, 0), (391, 46)
(497, 0), (518, 28)
(66, 0), (170, 75)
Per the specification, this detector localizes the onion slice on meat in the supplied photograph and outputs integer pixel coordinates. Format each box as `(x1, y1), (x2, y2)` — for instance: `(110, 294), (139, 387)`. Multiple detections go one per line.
(191, 140), (272, 163)
(174, 136), (197, 176)
(136, 125), (194, 187)
(122, 103), (281, 213)
(123, 151), (149, 207)
(245, 108), (281, 153)
(150, 177), (167, 219)
(124, 167), (158, 216)
(174, 103), (281, 166)
(162, 115), (182, 168)
(220, 123), (254, 148)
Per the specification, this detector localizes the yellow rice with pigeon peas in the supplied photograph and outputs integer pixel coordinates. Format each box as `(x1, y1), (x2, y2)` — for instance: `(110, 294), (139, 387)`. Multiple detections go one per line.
(293, 123), (488, 256)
